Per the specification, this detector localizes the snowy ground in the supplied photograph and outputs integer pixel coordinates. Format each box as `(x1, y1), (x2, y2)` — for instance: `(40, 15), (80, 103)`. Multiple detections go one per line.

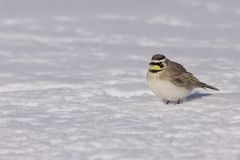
(0, 0), (240, 159)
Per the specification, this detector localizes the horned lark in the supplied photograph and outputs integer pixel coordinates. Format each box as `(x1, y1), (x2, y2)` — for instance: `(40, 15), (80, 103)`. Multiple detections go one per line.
(147, 54), (219, 104)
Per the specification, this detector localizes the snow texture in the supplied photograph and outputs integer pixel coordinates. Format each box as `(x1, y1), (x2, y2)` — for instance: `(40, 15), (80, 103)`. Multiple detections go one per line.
(0, 0), (240, 159)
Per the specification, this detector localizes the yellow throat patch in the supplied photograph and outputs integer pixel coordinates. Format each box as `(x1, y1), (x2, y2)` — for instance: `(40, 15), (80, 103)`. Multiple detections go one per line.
(150, 65), (161, 70)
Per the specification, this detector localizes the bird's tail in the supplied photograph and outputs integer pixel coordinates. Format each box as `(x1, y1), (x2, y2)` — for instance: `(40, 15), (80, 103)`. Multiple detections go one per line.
(201, 82), (219, 91)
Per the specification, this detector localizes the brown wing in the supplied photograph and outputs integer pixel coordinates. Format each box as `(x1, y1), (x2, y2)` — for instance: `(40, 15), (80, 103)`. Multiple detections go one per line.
(170, 72), (202, 90)
(167, 61), (202, 89)
(167, 60), (219, 91)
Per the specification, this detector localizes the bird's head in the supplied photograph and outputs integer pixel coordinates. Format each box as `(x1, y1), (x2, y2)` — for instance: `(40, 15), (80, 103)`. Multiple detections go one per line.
(149, 54), (168, 73)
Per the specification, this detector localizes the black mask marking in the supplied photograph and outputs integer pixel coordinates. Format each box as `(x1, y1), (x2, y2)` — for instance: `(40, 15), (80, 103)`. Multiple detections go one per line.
(149, 62), (164, 68)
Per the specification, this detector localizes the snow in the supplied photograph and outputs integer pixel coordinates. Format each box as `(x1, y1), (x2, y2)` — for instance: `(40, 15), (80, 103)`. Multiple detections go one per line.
(0, 0), (240, 159)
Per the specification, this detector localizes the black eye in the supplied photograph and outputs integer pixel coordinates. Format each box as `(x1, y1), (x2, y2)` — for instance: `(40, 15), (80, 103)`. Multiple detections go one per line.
(159, 62), (164, 68)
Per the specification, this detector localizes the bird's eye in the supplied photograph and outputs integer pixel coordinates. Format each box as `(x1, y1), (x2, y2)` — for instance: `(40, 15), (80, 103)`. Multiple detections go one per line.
(159, 62), (164, 68)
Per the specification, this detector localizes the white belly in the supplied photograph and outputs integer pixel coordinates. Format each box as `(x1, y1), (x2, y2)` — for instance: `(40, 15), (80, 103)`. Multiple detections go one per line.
(147, 78), (192, 101)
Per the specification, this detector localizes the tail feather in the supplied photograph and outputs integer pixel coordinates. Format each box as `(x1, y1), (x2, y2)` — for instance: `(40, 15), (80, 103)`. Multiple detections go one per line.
(201, 83), (219, 91)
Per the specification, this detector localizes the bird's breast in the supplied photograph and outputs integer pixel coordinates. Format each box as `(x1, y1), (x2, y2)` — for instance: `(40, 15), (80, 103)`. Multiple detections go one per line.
(147, 72), (192, 101)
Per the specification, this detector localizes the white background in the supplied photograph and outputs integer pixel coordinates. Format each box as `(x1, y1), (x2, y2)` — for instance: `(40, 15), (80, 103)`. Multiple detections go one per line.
(0, 0), (239, 159)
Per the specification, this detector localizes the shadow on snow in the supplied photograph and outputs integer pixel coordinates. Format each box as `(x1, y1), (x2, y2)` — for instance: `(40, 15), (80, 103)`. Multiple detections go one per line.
(186, 91), (212, 102)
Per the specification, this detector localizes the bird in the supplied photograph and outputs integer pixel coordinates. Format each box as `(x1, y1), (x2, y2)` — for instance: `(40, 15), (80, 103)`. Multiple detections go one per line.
(147, 54), (219, 104)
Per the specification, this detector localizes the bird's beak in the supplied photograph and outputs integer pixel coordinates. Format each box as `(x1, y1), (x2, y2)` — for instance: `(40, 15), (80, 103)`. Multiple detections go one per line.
(149, 62), (154, 65)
